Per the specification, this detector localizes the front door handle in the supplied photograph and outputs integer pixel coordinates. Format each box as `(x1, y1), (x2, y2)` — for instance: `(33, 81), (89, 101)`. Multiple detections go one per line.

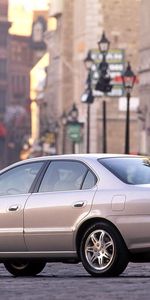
(9, 205), (19, 211)
(73, 201), (85, 208)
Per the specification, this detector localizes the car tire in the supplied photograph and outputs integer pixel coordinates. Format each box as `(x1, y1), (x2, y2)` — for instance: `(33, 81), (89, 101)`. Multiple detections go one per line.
(80, 222), (128, 277)
(4, 260), (46, 277)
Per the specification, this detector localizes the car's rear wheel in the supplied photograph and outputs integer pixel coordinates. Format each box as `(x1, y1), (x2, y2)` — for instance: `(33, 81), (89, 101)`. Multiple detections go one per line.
(4, 260), (46, 276)
(80, 222), (128, 277)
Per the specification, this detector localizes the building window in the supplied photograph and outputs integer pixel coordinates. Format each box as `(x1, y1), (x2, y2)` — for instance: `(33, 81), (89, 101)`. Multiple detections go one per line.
(0, 4), (8, 17)
(11, 45), (22, 62)
(0, 59), (7, 79)
(22, 75), (26, 94)
(12, 75), (26, 97)
(21, 46), (28, 61)
(0, 31), (7, 46)
(0, 90), (6, 113)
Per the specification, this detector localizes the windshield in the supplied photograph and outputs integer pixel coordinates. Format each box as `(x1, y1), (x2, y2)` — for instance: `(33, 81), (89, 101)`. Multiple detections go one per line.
(98, 157), (150, 185)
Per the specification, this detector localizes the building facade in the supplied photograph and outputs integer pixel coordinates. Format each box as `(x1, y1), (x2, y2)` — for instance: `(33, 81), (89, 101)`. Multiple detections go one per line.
(45, 0), (140, 155)
(5, 34), (33, 165)
(45, 0), (75, 154)
(139, 0), (150, 155)
(5, 10), (48, 165)
(0, 0), (11, 113)
(99, 0), (140, 154)
(0, 0), (11, 167)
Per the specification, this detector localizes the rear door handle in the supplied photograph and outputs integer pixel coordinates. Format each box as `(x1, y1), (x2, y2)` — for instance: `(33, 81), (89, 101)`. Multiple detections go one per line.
(9, 205), (19, 211)
(73, 201), (85, 208)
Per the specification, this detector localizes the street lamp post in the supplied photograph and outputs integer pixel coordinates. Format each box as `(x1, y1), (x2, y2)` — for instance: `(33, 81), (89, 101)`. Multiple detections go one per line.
(86, 103), (90, 153)
(84, 50), (94, 153)
(68, 103), (79, 154)
(61, 111), (67, 154)
(81, 33), (112, 154)
(122, 62), (136, 154)
(102, 100), (107, 153)
(96, 32), (111, 153)
(61, 104), (79, 154)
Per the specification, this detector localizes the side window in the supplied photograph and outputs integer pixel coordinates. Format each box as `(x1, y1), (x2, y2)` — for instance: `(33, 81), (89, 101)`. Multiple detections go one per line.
(82, 170), (97, 190)
(39, 160), (88, 192)
(0, 162), (43, 195)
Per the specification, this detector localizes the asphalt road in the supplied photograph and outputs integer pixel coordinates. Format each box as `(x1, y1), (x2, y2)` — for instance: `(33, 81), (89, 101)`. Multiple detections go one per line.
(0, 262), (150, 300)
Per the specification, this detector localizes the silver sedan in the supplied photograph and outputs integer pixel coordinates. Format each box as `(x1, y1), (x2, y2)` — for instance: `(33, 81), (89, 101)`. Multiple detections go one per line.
(0, 154), (150, 277)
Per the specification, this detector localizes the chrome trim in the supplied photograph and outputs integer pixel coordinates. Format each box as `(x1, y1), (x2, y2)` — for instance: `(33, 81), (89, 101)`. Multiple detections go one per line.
(0, 228), (23, 233)
(24, 228), (73, 233)
(0, 251), (77, 258)
(8, 205), (19, 211)
(73, 201), (85, 208)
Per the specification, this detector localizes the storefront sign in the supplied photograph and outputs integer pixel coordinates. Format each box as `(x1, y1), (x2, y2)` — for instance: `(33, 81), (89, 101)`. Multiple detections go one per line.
(67, 122), (83, 143)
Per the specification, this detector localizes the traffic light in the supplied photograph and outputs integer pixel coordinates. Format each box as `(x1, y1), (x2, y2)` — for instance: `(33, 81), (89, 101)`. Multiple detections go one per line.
(95, 75), (112, 93)
(94, 56), (113, 93)
(81, 88), (94, 103)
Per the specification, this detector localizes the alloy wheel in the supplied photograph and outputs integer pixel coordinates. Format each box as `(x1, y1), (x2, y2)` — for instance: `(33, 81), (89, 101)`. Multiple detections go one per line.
(84, 229), (115, 271)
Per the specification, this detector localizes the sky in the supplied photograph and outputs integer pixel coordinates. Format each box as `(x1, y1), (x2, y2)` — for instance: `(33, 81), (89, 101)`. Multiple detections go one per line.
(9, 0), (49, 11)
(8, 0), (49, 35)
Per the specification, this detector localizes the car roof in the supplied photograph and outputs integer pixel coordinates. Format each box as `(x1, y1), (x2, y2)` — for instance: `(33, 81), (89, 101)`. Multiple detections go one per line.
(1, 153), (140, 169)
(20, 153), (139, 162)
(10, 153), (135, 164)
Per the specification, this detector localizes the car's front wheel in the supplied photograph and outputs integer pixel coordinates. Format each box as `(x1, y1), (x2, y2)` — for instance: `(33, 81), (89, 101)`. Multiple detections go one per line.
(4, 260), (46, 276)
(80, 222), (128, 277)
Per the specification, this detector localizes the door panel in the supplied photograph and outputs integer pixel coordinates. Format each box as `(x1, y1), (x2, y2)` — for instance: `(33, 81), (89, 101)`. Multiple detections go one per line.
(0, 194), (30, 251)
(0, 161), (44, 252)
(24, 188), (97, 251)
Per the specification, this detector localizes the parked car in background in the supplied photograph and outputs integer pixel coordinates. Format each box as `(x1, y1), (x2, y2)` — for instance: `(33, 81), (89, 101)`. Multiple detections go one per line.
(0, 154), (150, 277)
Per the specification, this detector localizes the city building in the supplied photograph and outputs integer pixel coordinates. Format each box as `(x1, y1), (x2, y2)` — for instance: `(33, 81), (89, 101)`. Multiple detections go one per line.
(139, 0), (150, 155)
(30, 11), (48, 65)
(30, 53), (49, 145)
(0, 0), (11, 167)
(6, 7), (48, 165)
(5, 34), (33, 165)
(45, 0), (140, 155)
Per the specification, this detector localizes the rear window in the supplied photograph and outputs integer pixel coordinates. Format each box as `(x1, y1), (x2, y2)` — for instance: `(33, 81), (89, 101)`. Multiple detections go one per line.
(98, 157), (150, 185)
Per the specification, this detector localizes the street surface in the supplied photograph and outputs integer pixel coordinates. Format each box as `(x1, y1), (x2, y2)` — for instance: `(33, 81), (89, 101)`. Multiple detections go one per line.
(0, 262), (150, 300)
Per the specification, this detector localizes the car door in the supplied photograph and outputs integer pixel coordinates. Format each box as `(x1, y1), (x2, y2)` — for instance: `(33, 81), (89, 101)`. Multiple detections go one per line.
(24, 160), (97, 251)
(0, 161), (43, 252)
